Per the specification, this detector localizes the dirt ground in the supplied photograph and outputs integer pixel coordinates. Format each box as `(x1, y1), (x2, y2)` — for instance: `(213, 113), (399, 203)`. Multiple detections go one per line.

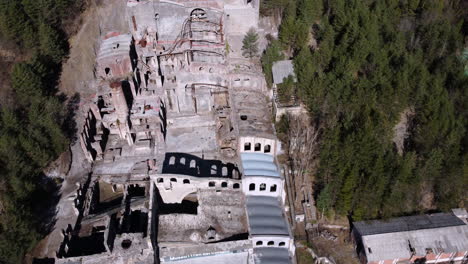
(296, 246), (315, 264)
(300, 227), (361, 264)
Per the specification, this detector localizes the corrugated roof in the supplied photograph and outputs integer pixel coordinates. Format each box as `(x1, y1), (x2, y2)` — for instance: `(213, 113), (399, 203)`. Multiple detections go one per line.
(253, 247), (292, 264)
(240, 153), (280, 178)
(354, 213), (466, 236)
(241, 152), (274, 162)
(246, 196), (289, 236)
(242, 160), (277, 171)
(272, 60), (296, 84)
(243, 169), (280, 177)
(361, 225), (468, 262)
(97, 34), (132, 60)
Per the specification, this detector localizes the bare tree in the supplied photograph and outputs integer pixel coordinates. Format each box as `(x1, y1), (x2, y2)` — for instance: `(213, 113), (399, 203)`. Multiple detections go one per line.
(282, 113), (321, 223)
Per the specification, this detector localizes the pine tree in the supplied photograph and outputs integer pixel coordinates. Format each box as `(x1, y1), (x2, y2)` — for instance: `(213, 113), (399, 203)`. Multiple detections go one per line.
(38, 22), (67, 63)
(261, 39), (284, 87)
(242, 28), (259, 58)
(297, 0), (323, 25)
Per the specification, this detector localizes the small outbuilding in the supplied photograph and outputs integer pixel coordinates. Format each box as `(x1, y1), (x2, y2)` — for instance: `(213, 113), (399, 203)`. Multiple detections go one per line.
(352, 209), (468, 264)
(272, 60), (296, 85)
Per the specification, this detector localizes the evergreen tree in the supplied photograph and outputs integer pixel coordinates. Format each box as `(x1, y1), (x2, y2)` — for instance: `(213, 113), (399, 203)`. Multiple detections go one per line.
(261, 39), (284, 87)
(297, 0), (322, 25)
(0, 0), (77, 261)
(38, 22), (67, 63)
(272, 0), (468, 220)
(242, 28), (259, 58)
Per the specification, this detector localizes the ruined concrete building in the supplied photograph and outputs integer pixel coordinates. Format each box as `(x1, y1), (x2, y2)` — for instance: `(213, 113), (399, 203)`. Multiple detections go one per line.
(66, 0), (294, 263)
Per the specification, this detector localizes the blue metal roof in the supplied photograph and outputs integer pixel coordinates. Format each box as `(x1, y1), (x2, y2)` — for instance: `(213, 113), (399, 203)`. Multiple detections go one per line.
(242, 160), (277, 171)
(240, 153), (280, 178)
(241, 152), (274, 162)
(244, 169), (280, 178)
(246, 196), (289, 236)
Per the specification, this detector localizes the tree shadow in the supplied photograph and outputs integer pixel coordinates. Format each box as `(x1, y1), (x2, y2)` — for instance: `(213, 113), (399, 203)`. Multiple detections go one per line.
(62, 92), (81, 144)
(32, 258), (55, 264)
(31, 173), (62, 236)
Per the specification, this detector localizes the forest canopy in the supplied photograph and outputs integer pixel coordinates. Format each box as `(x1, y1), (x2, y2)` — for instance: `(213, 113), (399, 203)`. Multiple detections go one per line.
(0, 0), (82, 263)
(263, 0), (468, 220)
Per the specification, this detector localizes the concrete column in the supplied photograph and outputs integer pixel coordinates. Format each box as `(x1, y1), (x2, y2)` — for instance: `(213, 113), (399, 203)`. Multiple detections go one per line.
(90, 104), (102, 120)
(110, 82), (133, 144)
(110, 82), (129, 120)
(129, 79), (138, 97)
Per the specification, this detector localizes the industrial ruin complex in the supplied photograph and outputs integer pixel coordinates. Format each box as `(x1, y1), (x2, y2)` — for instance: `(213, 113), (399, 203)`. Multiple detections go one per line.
(57, 0), (294, 263)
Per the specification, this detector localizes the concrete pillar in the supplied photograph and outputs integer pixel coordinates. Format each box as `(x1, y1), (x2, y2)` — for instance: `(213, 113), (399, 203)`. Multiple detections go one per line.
(129, 79), (137, 97)
(110, 82), (129, 120)
(91, 141), (103, 159)
(80, 133), (93, 162)
(90, 104), (102, 120)
(110, 82), (133, 144)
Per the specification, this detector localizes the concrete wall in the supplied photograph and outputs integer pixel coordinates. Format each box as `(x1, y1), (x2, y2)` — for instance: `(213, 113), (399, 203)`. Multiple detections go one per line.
(251, 235), (292, 250)
(239, 136), (276, 156)
(224, 4), (259, 34)
(242, 176), (283, 198)
(152, 174), (242, 203)
(230, 74), (265, 91)
(159, 240), (252, 264)
(126, 0), (158, 43)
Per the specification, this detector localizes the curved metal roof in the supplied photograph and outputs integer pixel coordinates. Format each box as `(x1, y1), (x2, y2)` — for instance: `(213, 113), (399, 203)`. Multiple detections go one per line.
(241, 152), (274, 162)
(243, 169), (280, 178)
(97, 34), (132, 60)
(242, 160), (277, 171)
(246, 196), (289, 236)
(240, 153), (280, 178)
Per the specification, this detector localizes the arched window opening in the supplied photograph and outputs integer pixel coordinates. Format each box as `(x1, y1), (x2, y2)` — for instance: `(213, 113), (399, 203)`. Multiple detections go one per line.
(264, 144), (271, 153)
(270, 184), (277, 192)
(256, 241), (263, 246)
(122, 239), (132, 249)
(180, 157), (186, 165)
(267, 241), (274, 246)
(105, 67), (110, 75)
(190, 160), (196, 168)
(249, 183), (255, 191)
(222, 166), (228, 176)
(169, 156), (176, 165)
(240, 115), (247, 121)
(244, 142), (251, 151)
(211, 164), (217, 175)
(183, 179), (190, 184)
(278, 242), (286, 246)
(191, 8), (207, 19)
(260, 183), (266, 191)
(209, 181), (215, 187)
(170, 178), (177, 182)
(233, 183), (240, 189)
(254, 143), (261, 151)
(221, 182), (228, 188)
